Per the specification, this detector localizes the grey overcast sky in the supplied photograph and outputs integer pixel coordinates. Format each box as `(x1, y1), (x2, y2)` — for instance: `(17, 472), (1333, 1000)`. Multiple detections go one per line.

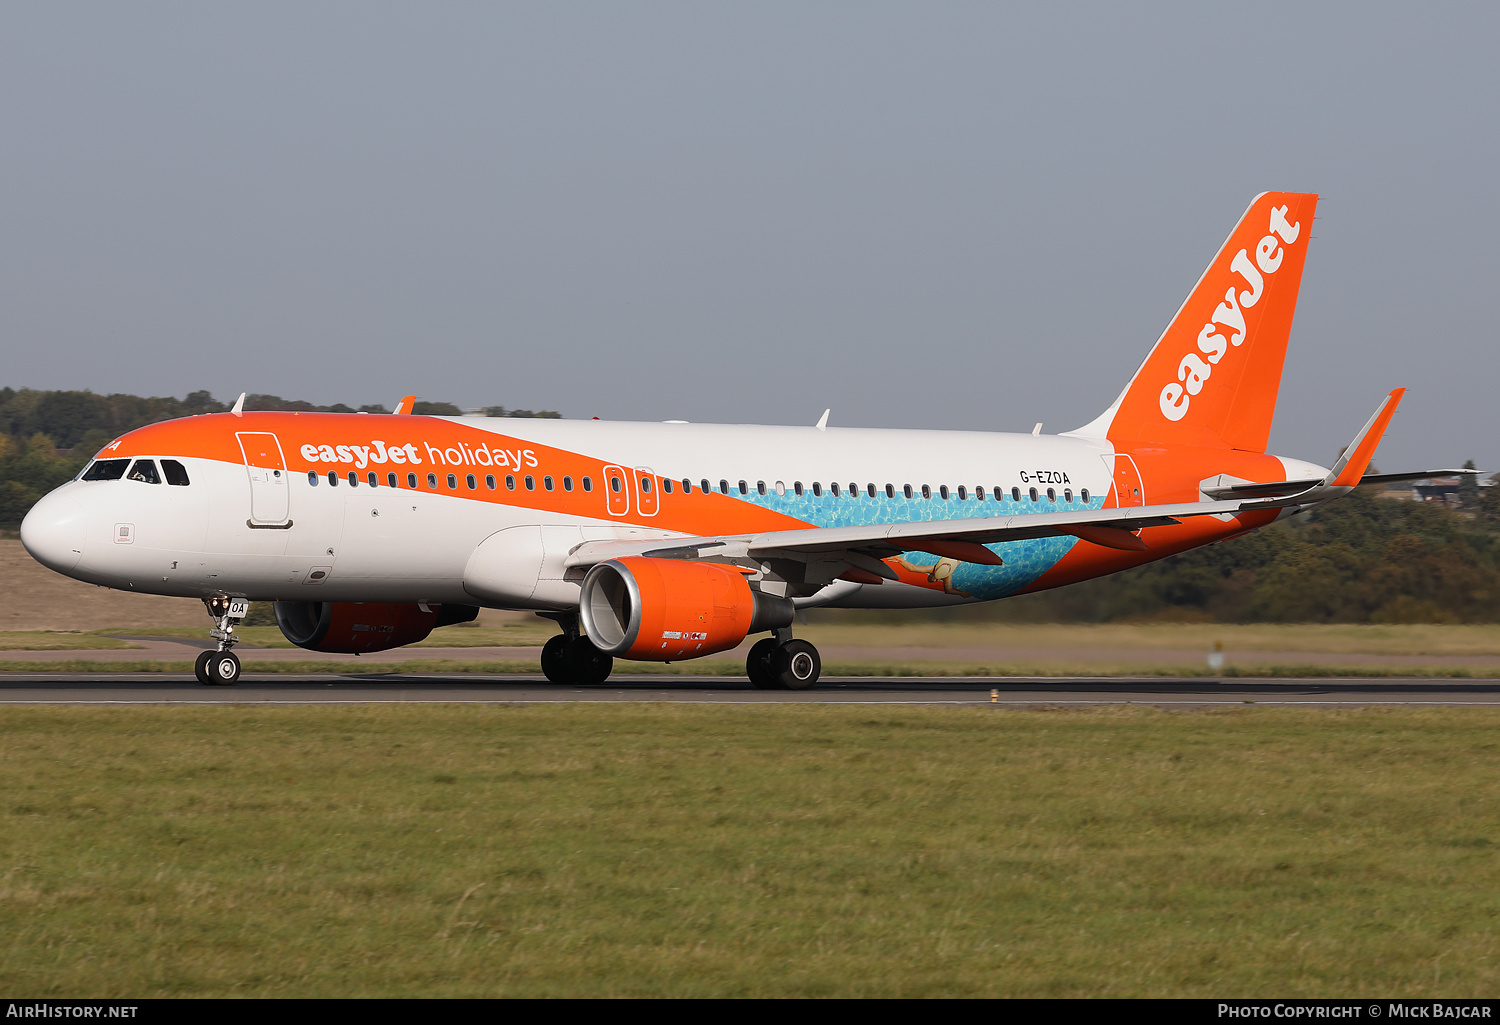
(1, 2), (1495, 472)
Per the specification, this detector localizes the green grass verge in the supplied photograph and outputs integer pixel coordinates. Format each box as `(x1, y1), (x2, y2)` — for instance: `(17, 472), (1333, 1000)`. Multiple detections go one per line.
(0, 632), (139, 651)
(2, 659), (1498, 678)
(1, 704), (1498, 996)
(91, 624), (555, 649)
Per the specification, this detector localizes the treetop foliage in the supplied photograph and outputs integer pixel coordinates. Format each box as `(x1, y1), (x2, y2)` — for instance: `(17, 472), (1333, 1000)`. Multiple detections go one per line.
(0, 388), (559, 530)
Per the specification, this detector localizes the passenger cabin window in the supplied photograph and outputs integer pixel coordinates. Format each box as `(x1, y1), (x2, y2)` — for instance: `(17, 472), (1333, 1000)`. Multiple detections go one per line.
(389, 472), (399, 488)
(738, 480), (748, 495)
(681, 479), (692, 494)
(756, 481), (766, 496)
(467, 474), (478, 490)
(563, 476), (573, 492)
(1029, 487), (1038, 502)
(82, 458), (130, 481)
(582, 476), (593, 492)
(128, 460), (161, 484)
(939, 485), (949, 500)
(975, 486), (985, 500)
(348, 471), (358, 486)
(447, 473), (457, 489)
(903, 485), (913, 499)
(956, 485), (967, 500)
(885, 484), (895, 498)
(794, 482), (804, 496)
(328, 471), (340, 487)
(700, 479), (710, 493)
(830, 482), (840, 497)
(544, 475), (554, 491)
(427, 473), (437, 488)
(1081, 488), (1090, 503)
(368, 472), (378, 487)
(1064, 488), (1073, 502)
(662, 478), (673, 494)
(162, 460), (190, 486)
(1012, 487), (1021, 502)
(812, 482), (822, 497)
(308, 470), (319, 486)
(506, 475), (516, 490)
(921, 484), (931, 499)
(524, 475), (535, 490)
(1047, 487), (1056, 502)
(641, 477), (652, 494)
(407, 473), (418, 488)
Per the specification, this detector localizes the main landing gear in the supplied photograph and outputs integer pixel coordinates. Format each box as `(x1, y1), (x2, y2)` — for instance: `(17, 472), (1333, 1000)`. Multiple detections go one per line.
(746, 629), (822, 690)
(539, 614), (614, 686)
(196, 596), (246, 686)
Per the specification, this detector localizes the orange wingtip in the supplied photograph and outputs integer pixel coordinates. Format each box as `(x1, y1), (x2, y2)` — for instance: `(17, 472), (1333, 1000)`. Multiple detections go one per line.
(1331, 388), (1406, 487)
(393, 395), (417, 415)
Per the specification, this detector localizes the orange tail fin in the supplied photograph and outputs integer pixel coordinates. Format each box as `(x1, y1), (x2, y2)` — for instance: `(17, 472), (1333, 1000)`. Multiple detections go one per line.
(1071, 192), (1319, 452)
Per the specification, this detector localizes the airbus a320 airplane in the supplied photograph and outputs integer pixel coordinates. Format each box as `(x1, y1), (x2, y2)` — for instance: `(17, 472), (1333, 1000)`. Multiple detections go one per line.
(20, 192), (1467, 687)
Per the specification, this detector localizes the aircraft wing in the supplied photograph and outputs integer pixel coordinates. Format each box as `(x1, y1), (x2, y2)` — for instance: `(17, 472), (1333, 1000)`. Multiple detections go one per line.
(564, 389), (1427, 579)
(562, 496), (1269, 578)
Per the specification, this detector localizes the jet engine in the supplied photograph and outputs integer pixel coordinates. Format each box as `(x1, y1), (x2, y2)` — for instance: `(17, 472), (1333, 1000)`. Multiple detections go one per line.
(578, 557), (794, 661)
(273, 601), (480, 653)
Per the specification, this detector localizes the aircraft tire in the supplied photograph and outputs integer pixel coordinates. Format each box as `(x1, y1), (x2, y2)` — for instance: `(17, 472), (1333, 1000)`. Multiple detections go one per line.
(773, 639), (820, 691)
(208, 650), (241, 686)
(564, 636), (613, 686)
(540, 635), (568, 684)
(746, 637), (782, 689)
(194, 650), (215, 685)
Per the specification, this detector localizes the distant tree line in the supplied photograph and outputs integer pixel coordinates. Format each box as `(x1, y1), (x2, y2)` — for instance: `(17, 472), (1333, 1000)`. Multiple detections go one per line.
(0, 387), (558, 529)
(883, 488), (1500, 625)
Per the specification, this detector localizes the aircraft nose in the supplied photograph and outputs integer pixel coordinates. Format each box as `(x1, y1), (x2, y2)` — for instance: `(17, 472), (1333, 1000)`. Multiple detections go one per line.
(20, 489), (87, 573)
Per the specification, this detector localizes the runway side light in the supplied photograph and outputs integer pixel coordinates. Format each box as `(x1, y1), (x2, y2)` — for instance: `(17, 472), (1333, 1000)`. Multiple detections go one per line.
(990, 689), (998, 703)
(1207, 640), (1225, 675)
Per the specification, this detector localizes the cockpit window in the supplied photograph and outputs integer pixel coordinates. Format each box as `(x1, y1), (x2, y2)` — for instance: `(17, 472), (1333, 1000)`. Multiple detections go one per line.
(162, 459), (191, 486)
(127, 460), (161, 484)
(81, 459), (129, 481)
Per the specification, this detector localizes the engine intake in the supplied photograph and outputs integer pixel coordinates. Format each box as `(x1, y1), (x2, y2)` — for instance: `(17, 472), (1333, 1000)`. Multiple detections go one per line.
(273, 601), (479, 653)
(579, 557), (793, 661)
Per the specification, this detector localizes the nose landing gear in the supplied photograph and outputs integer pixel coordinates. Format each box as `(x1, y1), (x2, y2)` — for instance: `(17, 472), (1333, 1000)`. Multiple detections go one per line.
(746, 629), (822, 690)
(197, 596), (247, 685)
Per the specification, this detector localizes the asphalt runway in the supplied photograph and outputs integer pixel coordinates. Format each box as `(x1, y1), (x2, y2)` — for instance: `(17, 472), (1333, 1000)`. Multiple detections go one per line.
(3, 673), (1500, 706)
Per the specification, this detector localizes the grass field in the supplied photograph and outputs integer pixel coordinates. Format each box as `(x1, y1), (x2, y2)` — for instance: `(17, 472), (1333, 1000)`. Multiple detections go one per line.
(798, 621), (1500, 656)
(0, 632), (138, 651)
(2, 704), (1498, 997)
(91, 621), (558, 649)
(73, 621), (1500, 656)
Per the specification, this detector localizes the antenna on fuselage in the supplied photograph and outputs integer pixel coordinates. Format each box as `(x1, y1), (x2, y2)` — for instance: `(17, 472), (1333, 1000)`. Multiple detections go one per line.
(230, 392), (245, 417)
(815, 409), (830, 432)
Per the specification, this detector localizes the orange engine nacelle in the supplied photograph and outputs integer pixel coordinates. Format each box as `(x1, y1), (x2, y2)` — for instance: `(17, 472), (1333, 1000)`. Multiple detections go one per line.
(578, 557), (794, 661)
(273, 601), (479, 653)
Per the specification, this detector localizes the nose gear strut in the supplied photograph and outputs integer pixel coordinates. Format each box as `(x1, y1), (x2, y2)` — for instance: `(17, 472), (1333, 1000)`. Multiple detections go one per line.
(198, 596), (247, 685)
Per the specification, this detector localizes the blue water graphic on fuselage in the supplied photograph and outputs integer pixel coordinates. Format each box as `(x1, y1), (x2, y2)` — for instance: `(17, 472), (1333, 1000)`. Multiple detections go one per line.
(724, 487), (1106, 601)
